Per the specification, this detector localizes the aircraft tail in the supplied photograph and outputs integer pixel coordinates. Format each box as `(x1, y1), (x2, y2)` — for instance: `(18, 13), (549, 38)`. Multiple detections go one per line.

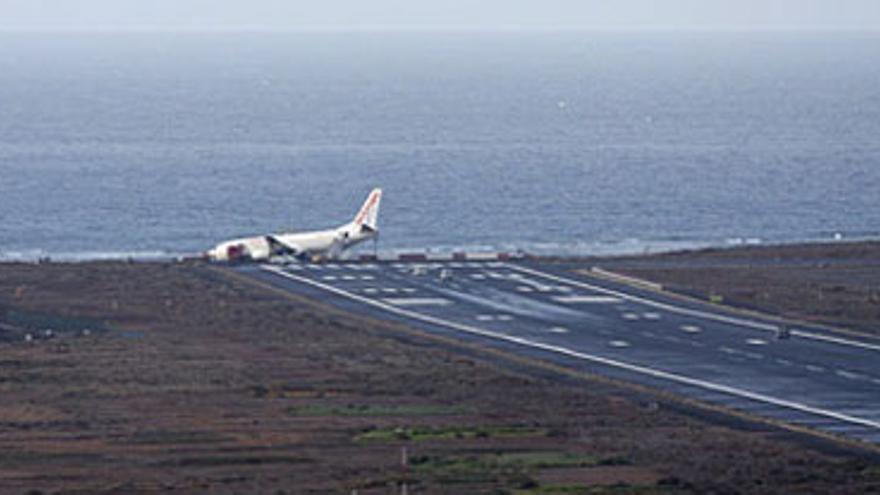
(352, 188), (382, 232)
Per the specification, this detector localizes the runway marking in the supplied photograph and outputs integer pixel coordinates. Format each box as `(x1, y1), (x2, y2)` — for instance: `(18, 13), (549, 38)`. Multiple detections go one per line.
(609, 340), (631, 348)
(497, 314), (514, 322)
(325, 264), (340, 270)
(382, 297), (452, 307)
(476, 314), (495, 321)
(548, 326), (569, 334)
(553, 295), (622, 304)
(360, 275), (376, 281)
(622, 313), (640, 321)
(470, 274), (487, 280)
(680, 325), (702, 334)
(507, 274), (556, 292)
(363, 288), (379, 294)
(744, 352), (764, 360)
(402, 288), (417, 294)
(506, 264), (880, 353)
(806, 365), (825, 373)
(836, 370), (864, 381)
(776, 359), (793, 366)
(746, 339), (768, 346)
(381, 288), (398, 294)
(284, 264), (303, 271)
(342, 275), (357, 281)
(642, 312), (662, 320)
(261, 265), (880, 434)
(719, 346), (736, 355)
(322, 275), (338, 281)
(517, 286), (535, 293)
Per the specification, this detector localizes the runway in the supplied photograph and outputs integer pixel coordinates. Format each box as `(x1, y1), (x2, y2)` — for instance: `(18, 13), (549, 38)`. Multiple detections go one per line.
(238, 260), (880, 445)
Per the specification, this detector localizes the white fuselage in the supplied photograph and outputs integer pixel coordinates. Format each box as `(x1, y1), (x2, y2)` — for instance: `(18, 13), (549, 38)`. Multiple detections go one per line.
(206, 188), (382, 263)
(207, 223), (374, 262)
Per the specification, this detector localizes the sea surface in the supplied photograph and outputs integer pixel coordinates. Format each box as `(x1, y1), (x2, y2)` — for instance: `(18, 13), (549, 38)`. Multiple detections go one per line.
(1, 30), (878, 260)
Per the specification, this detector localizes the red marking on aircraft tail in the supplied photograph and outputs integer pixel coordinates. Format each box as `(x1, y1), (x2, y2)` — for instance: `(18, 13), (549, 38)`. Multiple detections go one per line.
(355, 191), (381, 225)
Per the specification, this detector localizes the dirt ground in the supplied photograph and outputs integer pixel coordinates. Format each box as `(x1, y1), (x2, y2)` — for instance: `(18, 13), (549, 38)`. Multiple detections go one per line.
(0, 253), (879, 494)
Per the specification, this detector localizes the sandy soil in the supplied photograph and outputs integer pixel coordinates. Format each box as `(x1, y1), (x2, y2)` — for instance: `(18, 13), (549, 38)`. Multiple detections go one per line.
(0, 253), (878, 494)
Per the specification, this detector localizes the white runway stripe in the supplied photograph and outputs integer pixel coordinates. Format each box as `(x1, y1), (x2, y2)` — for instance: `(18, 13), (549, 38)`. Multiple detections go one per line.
(553, 295), (622, 304)
(382, 297), (452, 307)
(507, 264), (880, 353)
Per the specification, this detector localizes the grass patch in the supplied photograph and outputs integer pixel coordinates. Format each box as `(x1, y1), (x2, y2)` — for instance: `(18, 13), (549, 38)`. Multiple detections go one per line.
(356, 425), (548, 442)
(405, 451), (631, 488)
(492, 452), (610, 469)
(288, 403), (467, 417)
(411, 451), (619, 476)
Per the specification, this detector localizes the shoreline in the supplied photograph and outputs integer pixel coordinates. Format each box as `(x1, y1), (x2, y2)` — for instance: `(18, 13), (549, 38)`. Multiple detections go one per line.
(2, 237), (878, 264)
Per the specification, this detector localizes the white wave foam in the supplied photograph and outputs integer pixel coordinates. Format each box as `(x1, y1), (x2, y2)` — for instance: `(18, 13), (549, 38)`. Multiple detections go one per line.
(0, 250), (186, 262)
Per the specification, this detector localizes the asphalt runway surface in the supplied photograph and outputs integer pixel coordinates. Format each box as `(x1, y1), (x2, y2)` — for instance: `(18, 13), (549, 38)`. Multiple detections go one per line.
(238, 260), (880, 445)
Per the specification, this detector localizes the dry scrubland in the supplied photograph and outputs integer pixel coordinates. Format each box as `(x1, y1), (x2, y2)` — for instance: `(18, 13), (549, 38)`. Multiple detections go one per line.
(0, 253), (878, 493)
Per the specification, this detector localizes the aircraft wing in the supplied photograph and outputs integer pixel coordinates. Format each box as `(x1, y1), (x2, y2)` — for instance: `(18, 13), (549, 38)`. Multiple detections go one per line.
(266, 235), (303, 257)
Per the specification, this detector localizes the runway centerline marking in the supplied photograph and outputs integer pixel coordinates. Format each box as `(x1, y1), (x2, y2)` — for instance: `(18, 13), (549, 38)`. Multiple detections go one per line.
(553, 295), (622, 304)
(261, 265), (880, 434)
(505, 264), (880, 353)
(382, 297), (452, 307)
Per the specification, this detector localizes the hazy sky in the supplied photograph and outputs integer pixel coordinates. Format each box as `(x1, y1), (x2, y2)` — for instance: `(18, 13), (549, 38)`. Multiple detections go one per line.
(1, 0), (879, 30)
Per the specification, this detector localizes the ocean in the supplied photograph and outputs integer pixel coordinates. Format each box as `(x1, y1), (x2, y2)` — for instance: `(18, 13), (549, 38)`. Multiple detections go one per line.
(1, 30), (878, 260)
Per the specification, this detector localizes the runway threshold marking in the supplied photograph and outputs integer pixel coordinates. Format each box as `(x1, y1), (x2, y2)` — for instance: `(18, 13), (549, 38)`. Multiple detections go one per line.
(261, 264), (880, 435)
(506, 264), (880, 353)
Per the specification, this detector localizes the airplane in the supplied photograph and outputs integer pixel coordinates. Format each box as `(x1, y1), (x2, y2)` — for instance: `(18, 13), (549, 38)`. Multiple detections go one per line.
(206, 188), (382, 262)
